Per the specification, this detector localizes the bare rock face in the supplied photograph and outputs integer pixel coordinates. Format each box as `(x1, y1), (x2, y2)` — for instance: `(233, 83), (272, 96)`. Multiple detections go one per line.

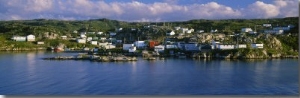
(266, 36), (282, 50)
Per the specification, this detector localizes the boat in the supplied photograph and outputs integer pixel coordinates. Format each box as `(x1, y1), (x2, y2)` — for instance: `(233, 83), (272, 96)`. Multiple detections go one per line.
(54, 43), (65, 52)
(54, 47), (64, 52)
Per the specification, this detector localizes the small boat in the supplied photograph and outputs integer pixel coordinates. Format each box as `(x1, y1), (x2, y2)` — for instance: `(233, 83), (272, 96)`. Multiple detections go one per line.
(54, 47), (64, 52)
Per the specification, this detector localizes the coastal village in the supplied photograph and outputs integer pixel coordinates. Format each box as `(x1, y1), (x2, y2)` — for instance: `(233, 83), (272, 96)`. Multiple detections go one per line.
(0, 18), (298, 60)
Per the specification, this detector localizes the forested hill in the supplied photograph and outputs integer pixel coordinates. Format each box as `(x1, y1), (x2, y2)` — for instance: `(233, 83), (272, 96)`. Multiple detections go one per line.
(0, 17), (298, 37)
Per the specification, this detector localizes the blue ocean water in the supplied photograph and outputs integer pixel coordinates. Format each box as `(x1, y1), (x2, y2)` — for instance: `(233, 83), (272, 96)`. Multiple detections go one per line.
(0, 51), (298, 95)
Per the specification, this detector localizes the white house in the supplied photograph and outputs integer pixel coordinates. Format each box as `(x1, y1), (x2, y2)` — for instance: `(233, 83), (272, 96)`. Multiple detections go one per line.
(99, 42), (116, 49)
(77, 39), (86, 44)
(37, 41), (44, 45)
(174, 27), (181, 30)
(251, 44), (263, 48)
(26, 35), (35, 42)
(87, 37), (93, 42)
(134, 41), (146, 49)
(217, 44), (235, 50)
(196, 30), (204, 33)
(73, 30), (78, 33)
(264, 30), (284, 35)
(12, 35), (25, 41)
(186, 30), (193, 34)
(128, 46), (136, 52)
(118, 28), (123, 31)
(80, 34), (86, 38)
(166, 31), (175, 36)
(105, 44), (116, 49)
(210, 29), (218, 33)
(263, 24), (272, 27)
(180, 28), (189, 33)
(90, 41), (98, 45)
(97, 32), (104, 35)
(241, 28), (253, 32)
(123, 44), (134, 51)
(61, 36), (67, 40)
(154, 45), (165, 52)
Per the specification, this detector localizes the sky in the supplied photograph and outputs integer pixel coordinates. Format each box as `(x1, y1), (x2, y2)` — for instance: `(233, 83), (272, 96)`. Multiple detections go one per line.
(0, 0), (298, 22)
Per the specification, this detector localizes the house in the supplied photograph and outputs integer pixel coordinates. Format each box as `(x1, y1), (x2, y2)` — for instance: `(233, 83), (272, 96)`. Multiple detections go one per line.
(37, 41), (44, 45)
(235, 44), (247, 49)
(273, 27), (290, 31)
(174, 27), (181, 30)
(61, 36), (67, 40)
(73, 30), (78, 33)
(180, 28), (189, 33)
(110, 32), (117, 36)
(211, 40), (220, 49)
(77, 39), (86, 44)
(176, 42), (185, 50)
(186, 30), (193, 34)
(97, 32), (104, 35)
(87, 37), (93, 42)
(263, 24), (272, 27)
(134, 41), (146, 49)
(184, 43), (199, 51)
(100, 37), (106, 41)
(116, 40), (122, 43)
(149, 41), (159, 49)
(264, 30), (284, 35)
(251, 44), (263, 48)
(80, 34), (86, 38)
(154, 45), (165, 53)
(12, 36), (26, 41)
(99, 42), (116, 49)
(118, 28), (123, 31)
(128, 46), (136, 52)
(26, 34), (35, 42)
(123, 44), (134, 51)
(196, 30), (204, 33)
(166, 31), (175, 36)
(92, 37), (99, 41)
(90, 41), (98, 45)
(241, 28), (253, 32)
(165, 44), (177, 49)
(210, 29), (218, 33)
(217, 44), (235, 50)
(105, 44), (116, 49)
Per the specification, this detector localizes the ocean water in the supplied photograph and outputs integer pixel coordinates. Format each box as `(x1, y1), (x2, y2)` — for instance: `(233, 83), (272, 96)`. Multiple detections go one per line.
(0, 51), (298, 95)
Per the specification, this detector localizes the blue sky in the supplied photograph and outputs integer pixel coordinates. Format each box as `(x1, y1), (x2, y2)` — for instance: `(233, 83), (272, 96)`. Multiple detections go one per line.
(0, 0), (298, 21)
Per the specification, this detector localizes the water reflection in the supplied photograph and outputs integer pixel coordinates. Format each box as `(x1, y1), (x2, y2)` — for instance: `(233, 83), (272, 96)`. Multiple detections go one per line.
(0, 52), (298, 95)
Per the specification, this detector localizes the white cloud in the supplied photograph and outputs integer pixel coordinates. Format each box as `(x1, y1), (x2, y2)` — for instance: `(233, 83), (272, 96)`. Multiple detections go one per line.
(0, 0), (297, 21)
(246, 1), (280, 18)
(244, 0), (298, 19)
(274, 0), (298, 17)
